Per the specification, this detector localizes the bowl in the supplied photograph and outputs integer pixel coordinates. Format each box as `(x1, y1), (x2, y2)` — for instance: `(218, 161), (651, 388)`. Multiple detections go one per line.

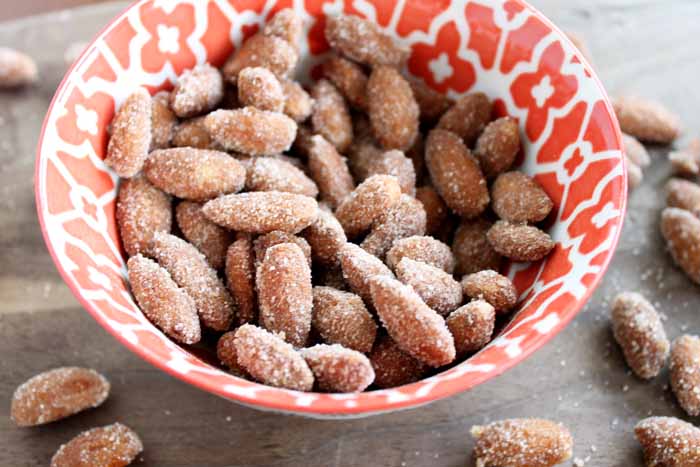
(35, 0), (626, 417)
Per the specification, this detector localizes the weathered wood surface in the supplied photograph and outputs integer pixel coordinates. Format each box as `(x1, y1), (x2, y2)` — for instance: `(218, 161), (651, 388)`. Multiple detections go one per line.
(1, 2), (700, 465)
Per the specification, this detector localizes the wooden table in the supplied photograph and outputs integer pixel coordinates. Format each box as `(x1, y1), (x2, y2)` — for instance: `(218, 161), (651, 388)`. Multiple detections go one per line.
(1, 2), (698, 466)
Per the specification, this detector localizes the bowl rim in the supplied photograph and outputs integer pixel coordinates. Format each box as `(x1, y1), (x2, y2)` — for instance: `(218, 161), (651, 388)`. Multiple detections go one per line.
(34, 0), (627, 416)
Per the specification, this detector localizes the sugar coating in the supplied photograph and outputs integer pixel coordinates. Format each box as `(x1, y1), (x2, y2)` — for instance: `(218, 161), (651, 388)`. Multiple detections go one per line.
(462, 269), (518, 314)
(323, 54), (368, 110)
(386, 235), (455, 274)
(666, 178), (700, 216)
(626, 157), (643, 190)
(369, 275), (455, 367)
(312, 286), (376, 353)
(339, 243), (394, 302)
(223, 33), (298, 83)
(611, 291), (670, 379)
(216, 331), (249, 377)
(301, 344), (375, 392)
(471, 418), (573, 467)
(225, 234), (257, 326)
(446, 300), (495, 356)
(453, 219), (502, 275)
(635, 417), (700, 466)
(253, 231), (312, 268)
(426, 129), (489, 219)
(150, 90), (176, 150)
(660, 207), (700, 284)
(144, 147), (246, 201)
(367, 66), (419, 151)
(50, 422), (143, 467)
(613, 95), (681, 144)
(263, 9), (303, 50)
(307, 134), (355, 208)
(311, 79), (353, 152)
(0, 47), (37, 88)
(348, 140), (383, 181)
(301, 208), (347, 266)
(406, 131), (425, 180)
(150, 232), (235, 331)
(176, 201), (233, 270)
(105, 88), (152, 178)
(171, 116), (218, 150)
(409, 78), (451, 122)
(670, 335), (700, 416)
(238, 66), (285, 112)
(127, 254), (201, 344)
(475, 117), (521, 179)
(360, 194), (427, 259)
(369, 335), (427, 389)
(205, 107), (297, 156)
(437, 92), (492, 145)
(669, 150), (699, 177)
(415, 186), (450, 238)
(116, 175), (172, 257)
(487, 220), (554, 262)
(363, 149), (416, 195)
(203, 191), (319, 234)
(335, 175), (402, 239)
(11, 367), (110, 427)
(622, 132), (651, 168)
(395, 258), (462, 316)
(247, 156), (318, 197)
(170, 63), (223, 118)
(325, 15), (408, 68)
(281, 79), (314, 122)
(233, 324), (314, 391)
(257, 242), (313, 347)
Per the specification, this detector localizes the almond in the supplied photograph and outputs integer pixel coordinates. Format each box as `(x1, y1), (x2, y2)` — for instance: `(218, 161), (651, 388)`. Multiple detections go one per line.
(635, 417), (700, 467)
(171, 117), (217, 149)
(369, 335), (427, 388)
(225, 234), (257, 325)
(491, 172), (553, 223)
(360, 194), (426, 259)
(666, 178), (700, 216)
(246, 156), (318, 197)
(471, 418), (573, 467)
(301, 344), (375, 392)
(367, 66), (419, 151)
(311, 79), (353, 152)
(0, 47), (38, 88)
(611, 291), (669, 379)
(237, 66), (285, 112)
(307, 134), (355, 207)
(325, 15), (408, 67)
(335, 175), (402, 239)
(253, 230), (312, 268)
(281, 79), (314, 122)
(105, 88), (152, 178)
(669, 149), (699, 177)
(660, 207), (700, 283)
(409, 79), (451, 122)
(301, 207), (347, 267)
(176, 201), (233, 270)
(670, 334), (700, 416)
(216, 331), (249, 377)
(323, 54), (368, 110)
(622, 132), (650, 168)
(415, 185), (450, 237)
(474, 117), (521, 179)
(426, 129), (489, 218)
(386, 235), (455, 273)
(446, 300), (495, 356)
(150, 91), (176, 150)
(487, 220), (554, 262)
(312, 286), (376, 353)
(613, 95), (681, 144)
(11, 368), (109, 427)
(338, 242), (394, 302)
(262, 8), (302, 49)
(453, 219), (502, 275)
(436, 92), (492, 145)
(462, 269), (518, 314)
(395, 258), (462, 316)
(627, 157), (643, 190)
(363, 149), (416, 195)
(223, 33), (297, 83)
(50, 423), (143, 467)
(170, 63), (223, 118)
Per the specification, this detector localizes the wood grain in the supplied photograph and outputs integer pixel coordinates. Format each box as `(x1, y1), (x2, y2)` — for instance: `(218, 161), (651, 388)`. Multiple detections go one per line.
(1, 2), (699, 466)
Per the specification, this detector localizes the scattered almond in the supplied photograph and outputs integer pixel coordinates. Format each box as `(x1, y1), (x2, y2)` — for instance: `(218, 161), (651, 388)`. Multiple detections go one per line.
(627, 157), (643, 190)
(622, 132), (650, 168)
(0, 47), (38, 88)
(669, 149), (699, 177)
(670, 334), (700, 416)
(660, 207), (700, 284)
(50, 423), (143, 467)
(613, 95), (681, 144)
(666, 178), (700, 216)
(635, 417), (700, 467)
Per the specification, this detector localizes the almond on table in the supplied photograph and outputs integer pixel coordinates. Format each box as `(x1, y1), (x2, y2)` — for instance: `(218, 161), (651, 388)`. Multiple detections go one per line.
(446, 300), (495, 356)
(471, 418), (573, 467)
(613, 95), (681, 144)
(301, 344), (375, 392)
(225, 234), (257, 326)
(462, 270), (518, 314)
(369, 335), (427, 389)
(491, 172), (553, 223)
(386, 235), (455, 274)
(253, 230), (312, 268)
(176, 201), (233, 270)
(246, 156), (318, 197)
(311, 286), (376, 353)
(437, 92), (492, 145)
(223, 33), (297, 83)
(626, 157), (643, 190)
(426, 129), (490, 219)
(105, 88), (152, 178)
(204, 107), (297, 156)
(335, 175), (402, 239)
(339, 243), (394, 302)
(367, 66), (419, 151)
(311, 79), (353, 152)
(257, 242), (313, 347)
(127, 254), (201, 344)
(50, 423), (143, 467)
(237, 66), (285, 112)
(360, 194), (426, 259)
(395, 258), (462, 317)
(307, 134), (355, 207)
(453, 219), (502, 275)
(203, 191), (318, 234)
(325, 14), (408, 68)
(233, 324), (314, 391)
(487, 220), (555, 262)
(11, 367), (110, 427)
(660, 207), (700, 284)
(323, 54), (368, 110)
(669, 149), (699, 177)
(150, 90), (176, 150)
(635, 417), (700, 467)
(666, 178), (700, 216)
(144, 147), (246, 201)
(611, 291), (669, 379)
(0, 47), (38, 88)
(474, 117), (521, 179)
(369, 275), (455, 367)
(669, 334), (700, 416)
(170, 63), (223, 118)
(116, 175), (172, 257)
(622, 132), (651, 167)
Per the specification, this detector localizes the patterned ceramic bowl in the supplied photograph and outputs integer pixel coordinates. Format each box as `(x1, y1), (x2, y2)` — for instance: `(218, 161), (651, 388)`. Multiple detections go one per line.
(35, 0), (626, 417)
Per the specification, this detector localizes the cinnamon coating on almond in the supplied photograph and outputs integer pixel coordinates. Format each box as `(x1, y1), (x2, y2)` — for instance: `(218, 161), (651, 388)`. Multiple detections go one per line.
(117, 175), (172, 257)
(171, 117), (217, 149)
(246, 156), (318, 197)
(170, 63), (223, 118)
(415, 185), (450, 237)
(491, 172), (553, 223)
(301, 207), (347, 267)
(437, 92), (492, 145)
(453, 219), (502, 275)
(237, 66), (285, 112)
(409, 79), (451, 122)
(462, 269), (518, 314)
(613, 95), (681, 144)
(302, 344), (375, 392)
(311, 79), (353, 152)
(144, 147), (246, 201)
(369, 335), (427, 388)
(204, 108), (297, 156)
(176, 201), (233, 270)
(216, 331), (249, 377)
(360, 194), (426, 259)
(670, 334), (700, 416)
(487, 221), (554, 262)
(225, 234), (257, 326)
(635, 417), (700, 467)
(50, 423), (143, 467)
(335, 175), (402, 239)
(338, 243), (394, 302)
(446, 300), (495, 356)
(281, 79), (314, 122)
(474, 117), (521, 179)
(105, 87), (152, 178)
(253, 231), (312, 268)
(223, 33), (298, 83)
(367, 66), (419, 151)
(312, 286), (376, 353)
(395, 258), (462, 316)
(307, 134), (355, 207)
(150, 90), (176, 150)
(325, 15), (408, 68)
(386, 235), (455, 273)
(660, 207), (700, 284)
(363, 149), (416, 195)
(262, 8), (303, 50)
(323, 54), (368, 110)
(666, 178), (700, 216)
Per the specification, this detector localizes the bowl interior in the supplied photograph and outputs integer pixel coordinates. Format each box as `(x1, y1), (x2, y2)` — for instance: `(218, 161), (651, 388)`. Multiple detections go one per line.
(35, 0), (625, 416)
